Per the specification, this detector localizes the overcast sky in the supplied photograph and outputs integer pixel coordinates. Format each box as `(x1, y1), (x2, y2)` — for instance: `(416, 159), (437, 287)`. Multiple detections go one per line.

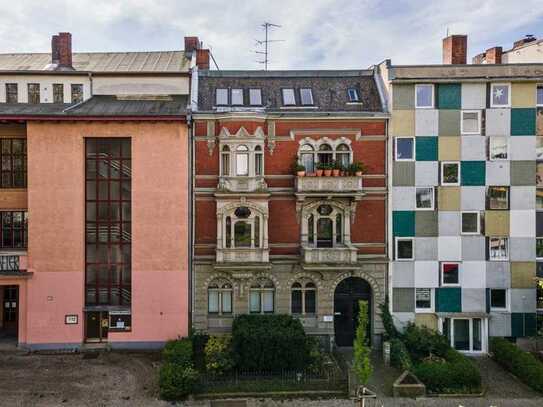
(0, 0), (542, 70)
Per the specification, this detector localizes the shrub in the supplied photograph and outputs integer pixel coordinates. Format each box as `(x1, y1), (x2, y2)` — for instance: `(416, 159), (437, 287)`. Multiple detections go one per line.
(491, 337), (543, 393)
(414, 350), (481, 394)
(390, 338), (412, 371)
(205, 335), (235, 376)
(231, 314), (311, 371)
(190, 329), (209, 371)
(163, 338), (193, 366)
(402, 323), (449, 362)
(353, 300), (372, 384)
(379, 296), (399, 340)
(159, 362), (199, 400)
(306, 336), (325, 373)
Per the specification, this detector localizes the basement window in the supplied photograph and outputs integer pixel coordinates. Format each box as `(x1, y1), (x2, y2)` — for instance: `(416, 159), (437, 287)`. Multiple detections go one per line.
(282, 88), (296, 106)
(300, 88), (314, 105)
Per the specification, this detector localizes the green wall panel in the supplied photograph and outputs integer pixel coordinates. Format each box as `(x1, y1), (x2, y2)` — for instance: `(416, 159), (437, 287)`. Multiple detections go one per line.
(461, 161), (486, 186)
(437, 84), (461, 109)
(393, 84), (415, 110)
(511, 313), (537, 337)
(416, 137), (438, 161)
(393, 211), (415, 237)
(511, 108), (536, 136)
(436, 287), (461, 312)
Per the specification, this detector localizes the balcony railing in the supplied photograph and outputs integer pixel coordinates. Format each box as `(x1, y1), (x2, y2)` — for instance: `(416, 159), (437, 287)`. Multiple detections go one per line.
(302, 245), (358, 264)
(295, 176), (363, 194)
(217, 176), (268, 193)
(216, 247), (269, 263)
(0, 254), (26, 272)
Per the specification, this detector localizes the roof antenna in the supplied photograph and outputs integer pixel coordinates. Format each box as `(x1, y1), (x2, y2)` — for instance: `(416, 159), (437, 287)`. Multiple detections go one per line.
(446, 27), (450, 37)
(254, 22), (284, 70)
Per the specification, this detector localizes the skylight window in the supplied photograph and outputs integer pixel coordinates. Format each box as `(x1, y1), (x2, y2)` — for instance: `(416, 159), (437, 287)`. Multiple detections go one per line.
(347, 88), (360, 102)
(249, 89), (262, 106)
(282, 89), (296, 106)
(300, 88), (314, 105)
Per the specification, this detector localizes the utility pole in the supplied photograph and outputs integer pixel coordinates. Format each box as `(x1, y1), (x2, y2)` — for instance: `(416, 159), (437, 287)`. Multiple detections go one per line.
(255, 22), (283, 70)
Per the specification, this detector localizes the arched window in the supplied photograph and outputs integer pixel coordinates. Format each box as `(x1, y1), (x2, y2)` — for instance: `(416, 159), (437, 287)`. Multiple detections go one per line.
(291, 281), (316, 315)
(255, 145), (263, 176)
(318, 144), (333, 165)
(250, 278), (274, 314)
(297, 141), (353, 173)
(300, 144), (315, 173)
(307, 204), (345, 248)
(208, 279), (233, 315)
(221, 145), (230, 176)
(336, 144), (350, 168)
(236, 145), (249, 176)
(224, 206), (263, 249)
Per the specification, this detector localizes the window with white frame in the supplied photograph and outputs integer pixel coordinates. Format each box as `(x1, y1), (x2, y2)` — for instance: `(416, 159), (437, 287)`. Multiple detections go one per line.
(415, 288), (433, 312)
(291, 281), (316, 315)
(231, 88), (244, 105)
(461, 111), (481, 134)
(441, 161), (460, 186)
(415, 84), (433, 108)
(395, 137), (414, 161)
(249, 88), (262, 106)
(220, 143), (264, 177)
(347, 88), (360, 102)
(224, 206), (262, 249)
(442, 318), (483, 352)
(487, 186), (509, 210)
(490, 289), (508, 311)
(395, 237), (414, 261)
(216, 88), (228, 105)
(489, 237), (508, 260)
(537, 238), (543, 260)
(300, 88), (314, 105)
(208, 278), (233, 315)
(236, 145), (249, 175)
(441, 263), (460, 286)
(416, 187), (434, 210)
(538, 85), (543, 106)
(307, 204), (344, 248)
(298, 140), (352, 173)
(249, 278), (274, 314)
(461, 211), (480, 234)
(489, 137), (508, 161)
(490, 83), (511, 108)
(221, 145), (230, 176)
(282, 88), (296, 105)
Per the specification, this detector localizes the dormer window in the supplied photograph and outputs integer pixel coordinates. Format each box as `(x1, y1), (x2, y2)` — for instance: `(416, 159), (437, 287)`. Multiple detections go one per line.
(231, 88), (243, 105)
(282, 88), (296, 106)
(27, 83), (40, 104)
(300, 88), (314, 105)
(71, 84), (83, 104)
(347, 88), (359, 102)
(216, 88), (228, 105)
(249, 89), (262, 106)
(5, 84), (18, 103)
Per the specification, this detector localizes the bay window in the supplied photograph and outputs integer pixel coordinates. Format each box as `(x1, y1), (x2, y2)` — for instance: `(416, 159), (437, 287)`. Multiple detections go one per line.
(219, 142), (264, 178)
(298, 140), (352, 172)
(307, 204), (344, 248)
(223, 206), (262, 249)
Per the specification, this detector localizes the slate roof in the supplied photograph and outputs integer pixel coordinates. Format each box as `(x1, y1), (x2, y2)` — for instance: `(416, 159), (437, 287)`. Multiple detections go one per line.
(0, 51), (190, 73)
(197, 70), (385, 114)
(0, 95), (188, 117)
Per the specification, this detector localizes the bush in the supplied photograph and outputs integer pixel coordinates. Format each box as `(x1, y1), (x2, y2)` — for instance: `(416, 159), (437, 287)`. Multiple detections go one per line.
(353, 300), (372, 384)
(163, 338), (193, 366)
(402, 323), (449, 362)
(190, 330), (209, 371)
(205, 335), (235, 376)
(390, 338), (412, 371)
(414, 350), (481, 394)
(379, 296), (400, 340)
(231, 314), (311, 371)
(159, 362), (199, 400)
(491, 337), (543, 393)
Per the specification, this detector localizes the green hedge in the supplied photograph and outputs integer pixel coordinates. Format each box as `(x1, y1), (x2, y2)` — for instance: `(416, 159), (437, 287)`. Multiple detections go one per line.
(401, 323), (449, 362)
(159, 338), (198, 400)
(231, 314), (311, 371)
(163, 338), (192, 366)
(390, 338), (412, 371)
(414, 349), (481, 394)
(491, 337), (543, 393)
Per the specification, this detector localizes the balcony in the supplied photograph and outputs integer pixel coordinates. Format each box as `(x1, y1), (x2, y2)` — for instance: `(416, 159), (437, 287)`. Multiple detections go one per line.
(217, 176), (268, 193)
(302, 244), (358, 264)
(0, 253), (29, 276)
(295, 176), (363, 198)
(216, 247), (269, 264)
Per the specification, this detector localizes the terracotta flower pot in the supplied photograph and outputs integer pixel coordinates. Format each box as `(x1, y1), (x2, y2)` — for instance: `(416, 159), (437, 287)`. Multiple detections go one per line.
(316, 169), (324, 177)
(355, 171), (363, 176)
(332, 169), (340, 176)
(297, 171), (305, 177)
(340, 171), (345, 176)
(307, 172), (316, 177)
(324, 169), (332, 177)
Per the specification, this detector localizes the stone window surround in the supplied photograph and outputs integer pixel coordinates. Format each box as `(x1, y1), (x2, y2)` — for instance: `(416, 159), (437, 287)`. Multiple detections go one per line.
(208, 277), (233, 315)
(300, 199), (353, 248)
(297, 136), (353, 172)
(290, 278), (317, 315)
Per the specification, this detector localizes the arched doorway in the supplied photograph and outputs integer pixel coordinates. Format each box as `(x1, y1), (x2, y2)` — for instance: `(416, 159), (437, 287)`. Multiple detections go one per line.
(334, 277), (371, 347)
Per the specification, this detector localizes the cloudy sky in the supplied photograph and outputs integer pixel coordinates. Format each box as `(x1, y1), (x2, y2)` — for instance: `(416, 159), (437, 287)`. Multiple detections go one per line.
(0, 0), (542, 70)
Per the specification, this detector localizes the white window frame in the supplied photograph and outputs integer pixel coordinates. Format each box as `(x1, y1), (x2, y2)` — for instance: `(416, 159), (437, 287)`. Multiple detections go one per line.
(415, 84), (434, 109)
(231, 88), (244, 106)
(415, 288), (435, 313)
(537, 84), (543, 107)
(395, 237), (414, 261)
(440, 161), (460, 186)
(490, 83), (511, 108)
(439, 317), (487, 354)
(536, 237), (543, 260)
(461, 211), (480, 235)
(460, 110), (481, 135)
(249, 88), (262, 106)
(488, 237), (509, 261)
(394, 137), (415, 162)
(282, 88), (296, 106)
(488, 136), (509, 161)
(208, 279), (234, 315)
(489, 288), (509, 312)
(216, 88), (228, 106)
(415, 187), (435, 210)
(441, 262), (460, 286)
(347, 88), (360, 102)
(300, 88), (314, 106)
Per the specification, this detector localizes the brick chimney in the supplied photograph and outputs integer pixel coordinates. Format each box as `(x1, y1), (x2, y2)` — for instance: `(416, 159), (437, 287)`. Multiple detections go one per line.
(184, 36), (200, 53)
(443, 35), (467, 64)
(51, 32), (73, 69)
(485, 46), (502, 64)
(184, 36), (210, 69)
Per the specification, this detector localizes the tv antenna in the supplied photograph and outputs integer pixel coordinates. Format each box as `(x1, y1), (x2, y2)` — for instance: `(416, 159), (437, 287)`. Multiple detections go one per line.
(254, 22), (284, 70)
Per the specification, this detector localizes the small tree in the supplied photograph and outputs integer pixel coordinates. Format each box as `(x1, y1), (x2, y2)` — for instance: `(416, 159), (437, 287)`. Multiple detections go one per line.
(353, 300), (372, 385)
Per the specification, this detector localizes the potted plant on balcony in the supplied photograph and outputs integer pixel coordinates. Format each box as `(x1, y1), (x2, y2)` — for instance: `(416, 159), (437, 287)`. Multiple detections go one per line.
(332, 160), (341, 177)
(352, 162), (367, 176)
(294, 163), (306, 177)
(323, 162), (333, 177)
(316, 162), (325, 177)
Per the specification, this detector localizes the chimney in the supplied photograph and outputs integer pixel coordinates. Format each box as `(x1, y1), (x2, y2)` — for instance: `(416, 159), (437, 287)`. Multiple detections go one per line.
(184, 36), (200, 53)
(472, 52), (485, 64)
(485, 46), (502, 64)
(51, 32), (73, 69)
(196, 49), (210, 69)
(443, 35), (467, 64)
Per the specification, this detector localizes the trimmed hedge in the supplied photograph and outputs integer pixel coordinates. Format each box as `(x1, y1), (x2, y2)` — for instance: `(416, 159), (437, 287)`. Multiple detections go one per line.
(402, 323), (449, 362)
(163, 338), (192, 366)
(231, 314), (311, 371)
(491, 337), (543, 393)
(159, 338), (199, 400)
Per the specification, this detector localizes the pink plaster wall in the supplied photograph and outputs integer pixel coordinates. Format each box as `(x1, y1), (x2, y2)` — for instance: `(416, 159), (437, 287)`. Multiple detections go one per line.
(25, 121), (189, 346)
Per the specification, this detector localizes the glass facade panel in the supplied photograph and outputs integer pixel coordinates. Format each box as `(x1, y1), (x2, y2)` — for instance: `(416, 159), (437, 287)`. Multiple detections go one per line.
(453, 319), (470, 351)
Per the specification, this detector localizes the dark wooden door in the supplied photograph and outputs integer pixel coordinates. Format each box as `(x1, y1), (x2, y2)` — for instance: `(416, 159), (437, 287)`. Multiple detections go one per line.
(2, 286), (18, 336)
(85, 311), (108, 342)
(334, 277), (371, 347)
